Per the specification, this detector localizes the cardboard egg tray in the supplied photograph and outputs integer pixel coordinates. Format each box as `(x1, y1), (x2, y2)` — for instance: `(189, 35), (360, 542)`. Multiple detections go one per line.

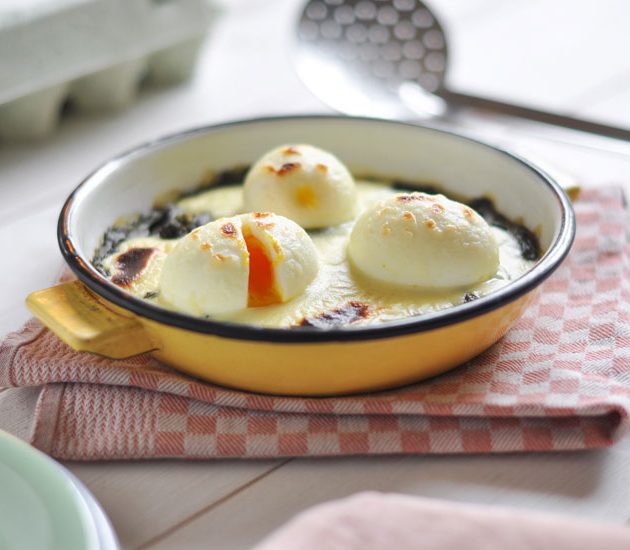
(0, 0), (218, 140)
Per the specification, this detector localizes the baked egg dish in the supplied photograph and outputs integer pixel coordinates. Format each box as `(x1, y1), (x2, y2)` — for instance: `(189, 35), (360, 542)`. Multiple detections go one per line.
(93, 144), (539, 329)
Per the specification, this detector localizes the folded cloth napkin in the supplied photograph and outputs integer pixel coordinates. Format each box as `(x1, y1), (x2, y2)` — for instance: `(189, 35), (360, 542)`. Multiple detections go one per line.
(252, 492), (630, 550)
(0, 187), (629, 461)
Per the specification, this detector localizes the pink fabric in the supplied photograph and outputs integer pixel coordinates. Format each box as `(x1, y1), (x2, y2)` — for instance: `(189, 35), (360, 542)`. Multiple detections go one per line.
(0, 187), (629, 460)
(252, 492), (630, 550)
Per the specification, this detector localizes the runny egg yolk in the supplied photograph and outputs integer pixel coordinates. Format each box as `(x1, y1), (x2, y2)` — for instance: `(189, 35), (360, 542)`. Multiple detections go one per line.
(243, 231), (281, 307)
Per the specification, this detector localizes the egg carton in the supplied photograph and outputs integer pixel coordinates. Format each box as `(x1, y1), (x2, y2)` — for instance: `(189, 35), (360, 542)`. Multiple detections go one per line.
(0, 0), (219, 140)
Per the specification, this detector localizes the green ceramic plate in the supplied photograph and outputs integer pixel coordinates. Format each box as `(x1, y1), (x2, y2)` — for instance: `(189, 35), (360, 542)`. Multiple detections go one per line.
(0, 430), (99, 550)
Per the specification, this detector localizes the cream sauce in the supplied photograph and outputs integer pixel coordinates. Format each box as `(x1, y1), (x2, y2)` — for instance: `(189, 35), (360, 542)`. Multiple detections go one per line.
(101, 181), (536, 328)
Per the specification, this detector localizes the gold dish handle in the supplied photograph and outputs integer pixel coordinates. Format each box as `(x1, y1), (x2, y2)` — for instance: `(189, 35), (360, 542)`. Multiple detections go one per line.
(26, 280), (158, 359)
(517, 151), (581, 202)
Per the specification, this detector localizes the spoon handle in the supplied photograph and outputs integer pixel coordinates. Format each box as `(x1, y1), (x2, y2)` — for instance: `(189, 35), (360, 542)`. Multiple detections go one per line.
(439, 89), (630, 142)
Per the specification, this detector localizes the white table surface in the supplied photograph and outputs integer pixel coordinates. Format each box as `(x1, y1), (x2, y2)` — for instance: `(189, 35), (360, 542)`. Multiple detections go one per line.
(2, 1), (630, 548)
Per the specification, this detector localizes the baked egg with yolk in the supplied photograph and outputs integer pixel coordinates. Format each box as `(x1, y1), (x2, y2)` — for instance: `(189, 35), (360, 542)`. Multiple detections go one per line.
(243, 144), (357, 229)
(158, 213), (318, 316)
(348, 192), (500, 288)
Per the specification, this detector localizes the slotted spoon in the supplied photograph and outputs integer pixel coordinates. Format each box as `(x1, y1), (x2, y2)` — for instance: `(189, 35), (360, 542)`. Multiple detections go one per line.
(295, 0), (630, 142)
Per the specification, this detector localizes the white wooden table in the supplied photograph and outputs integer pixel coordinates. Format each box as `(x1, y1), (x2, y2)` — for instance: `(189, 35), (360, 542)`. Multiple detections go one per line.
(2, 1), (630, 548)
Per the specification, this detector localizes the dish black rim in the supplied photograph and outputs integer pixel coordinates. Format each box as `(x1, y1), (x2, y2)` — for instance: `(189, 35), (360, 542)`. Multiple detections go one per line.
(58, 114), (575, 343)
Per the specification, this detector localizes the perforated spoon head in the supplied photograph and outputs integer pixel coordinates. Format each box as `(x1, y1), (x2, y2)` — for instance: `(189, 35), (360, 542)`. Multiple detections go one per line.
(296, 0), (630, 144)
(295, 0), (449, 118)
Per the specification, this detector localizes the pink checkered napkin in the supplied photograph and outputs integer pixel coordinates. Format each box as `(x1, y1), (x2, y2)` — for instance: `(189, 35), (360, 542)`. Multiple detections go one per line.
(1, 187), (629, 461)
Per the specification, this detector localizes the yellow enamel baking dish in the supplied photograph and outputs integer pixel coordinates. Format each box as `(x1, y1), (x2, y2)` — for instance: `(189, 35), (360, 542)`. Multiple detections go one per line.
(27, 116), (575, 396)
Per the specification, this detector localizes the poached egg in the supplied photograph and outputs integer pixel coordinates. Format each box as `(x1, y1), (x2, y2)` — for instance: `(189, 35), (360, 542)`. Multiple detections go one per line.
(348, 192), (500, 288)
(159, 212), (319, 316)
(243, 144), (357, 229)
